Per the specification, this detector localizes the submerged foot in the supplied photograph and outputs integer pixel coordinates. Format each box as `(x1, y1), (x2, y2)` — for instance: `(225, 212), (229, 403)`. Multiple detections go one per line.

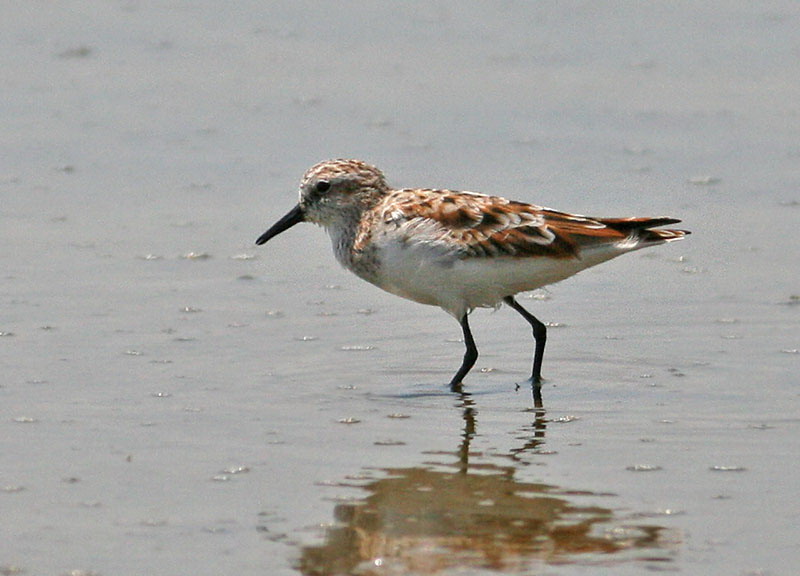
(449, 379), (465, 394)
(515, 375), (543, 389)
(515, 376), (544, 405)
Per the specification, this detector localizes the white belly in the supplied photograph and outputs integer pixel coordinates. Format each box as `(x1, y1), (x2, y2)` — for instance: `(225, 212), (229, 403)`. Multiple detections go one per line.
(366, 239), (621, 319)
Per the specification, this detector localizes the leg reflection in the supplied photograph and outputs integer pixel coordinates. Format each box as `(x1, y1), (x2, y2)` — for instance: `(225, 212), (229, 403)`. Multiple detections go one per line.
(509, 397), (548, 461)
(456, 391), (476, 473)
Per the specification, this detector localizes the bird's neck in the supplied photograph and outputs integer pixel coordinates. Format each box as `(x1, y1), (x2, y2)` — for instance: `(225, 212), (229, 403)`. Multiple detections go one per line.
(326, 212), (380, 283)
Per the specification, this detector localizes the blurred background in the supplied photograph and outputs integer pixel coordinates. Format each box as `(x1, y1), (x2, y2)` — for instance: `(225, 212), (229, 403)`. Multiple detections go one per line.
(2, 2), (798, 575)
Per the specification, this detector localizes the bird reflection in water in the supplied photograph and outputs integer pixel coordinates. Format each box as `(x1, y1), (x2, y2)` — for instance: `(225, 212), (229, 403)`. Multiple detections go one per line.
(296, 395), (675, 575)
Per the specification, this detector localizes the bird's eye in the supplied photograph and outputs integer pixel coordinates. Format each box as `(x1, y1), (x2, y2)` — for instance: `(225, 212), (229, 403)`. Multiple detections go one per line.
(315, 180), (331, 193)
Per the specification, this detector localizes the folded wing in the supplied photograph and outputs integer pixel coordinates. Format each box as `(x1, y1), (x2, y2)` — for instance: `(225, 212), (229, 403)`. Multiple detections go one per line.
(380, 189), (688, 259)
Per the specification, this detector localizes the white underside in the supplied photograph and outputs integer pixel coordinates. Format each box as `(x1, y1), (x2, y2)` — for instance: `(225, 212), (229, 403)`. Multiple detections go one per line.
(364, 238), (633, 319)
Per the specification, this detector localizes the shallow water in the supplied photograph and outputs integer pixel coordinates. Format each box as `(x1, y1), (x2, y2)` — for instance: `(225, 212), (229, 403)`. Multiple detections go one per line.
(2, 2), (798, 575)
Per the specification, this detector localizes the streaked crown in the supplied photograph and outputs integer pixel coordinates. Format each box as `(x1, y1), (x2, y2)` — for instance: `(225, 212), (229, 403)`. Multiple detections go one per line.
(298, 159), (391, 226)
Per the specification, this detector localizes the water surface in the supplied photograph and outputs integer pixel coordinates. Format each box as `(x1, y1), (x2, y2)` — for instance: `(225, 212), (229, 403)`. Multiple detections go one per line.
(2, 2), (798, 575)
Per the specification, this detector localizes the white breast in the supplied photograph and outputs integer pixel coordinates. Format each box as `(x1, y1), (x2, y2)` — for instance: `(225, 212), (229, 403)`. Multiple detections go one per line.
(366, 230), (636, 318)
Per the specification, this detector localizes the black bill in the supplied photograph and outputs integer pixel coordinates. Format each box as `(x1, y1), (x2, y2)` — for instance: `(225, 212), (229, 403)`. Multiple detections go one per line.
(255, 204), (305, 245)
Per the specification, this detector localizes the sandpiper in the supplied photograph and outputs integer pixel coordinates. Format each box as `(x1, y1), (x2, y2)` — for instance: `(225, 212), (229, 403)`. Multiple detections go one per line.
(256, 159), (689, 400)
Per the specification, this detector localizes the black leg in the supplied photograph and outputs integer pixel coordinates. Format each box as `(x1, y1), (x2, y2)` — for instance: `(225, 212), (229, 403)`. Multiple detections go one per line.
(503, 296), (547, 393)
(449, 313), (478, 391)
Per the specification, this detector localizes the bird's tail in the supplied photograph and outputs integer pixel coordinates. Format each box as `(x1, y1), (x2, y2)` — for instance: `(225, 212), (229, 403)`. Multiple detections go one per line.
(598, 217), (691, 245)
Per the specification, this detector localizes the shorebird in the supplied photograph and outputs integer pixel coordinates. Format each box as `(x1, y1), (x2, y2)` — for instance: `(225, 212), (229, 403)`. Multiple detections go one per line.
(256, 159), (689, 400)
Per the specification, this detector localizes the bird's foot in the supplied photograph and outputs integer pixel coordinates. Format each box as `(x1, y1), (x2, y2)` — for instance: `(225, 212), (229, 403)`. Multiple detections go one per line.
(449, 379), (465, 394)
(515, 375), (543, 389)
(515, 376), (544, 406)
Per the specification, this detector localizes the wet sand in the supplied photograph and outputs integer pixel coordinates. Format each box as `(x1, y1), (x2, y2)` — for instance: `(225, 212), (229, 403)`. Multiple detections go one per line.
(2, 2), (798, 575)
